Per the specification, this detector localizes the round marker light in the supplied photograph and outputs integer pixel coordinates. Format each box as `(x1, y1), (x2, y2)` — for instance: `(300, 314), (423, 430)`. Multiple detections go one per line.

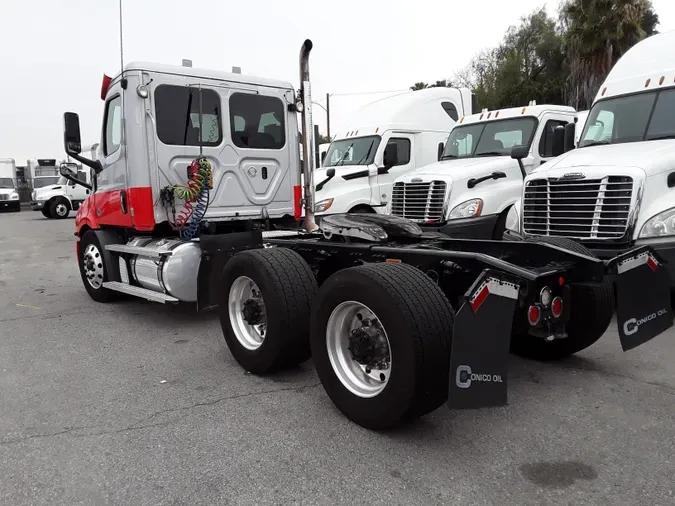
(551, 297), (563, 318)
(528, 305), (541, 326)
(539, 286), (552, 307)
(136, 84), (149, 98)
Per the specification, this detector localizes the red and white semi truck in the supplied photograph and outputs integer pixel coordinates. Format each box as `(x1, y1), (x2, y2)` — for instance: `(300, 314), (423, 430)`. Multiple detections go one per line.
(59, 40), (672, 430)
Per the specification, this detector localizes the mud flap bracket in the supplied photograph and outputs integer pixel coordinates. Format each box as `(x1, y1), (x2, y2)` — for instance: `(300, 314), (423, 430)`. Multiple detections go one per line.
(448, 269), (519, 410)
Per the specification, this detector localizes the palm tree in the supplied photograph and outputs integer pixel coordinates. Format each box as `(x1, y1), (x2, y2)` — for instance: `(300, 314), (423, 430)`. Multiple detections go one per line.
(561, 0), (659, 108)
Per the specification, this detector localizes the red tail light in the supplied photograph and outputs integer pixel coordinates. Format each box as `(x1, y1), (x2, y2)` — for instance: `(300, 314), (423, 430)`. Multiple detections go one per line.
(101, 74), (113, 100)
(551, 297), (563, 318)
(527, 305), (541, 326)
(293, 185), (303, 221)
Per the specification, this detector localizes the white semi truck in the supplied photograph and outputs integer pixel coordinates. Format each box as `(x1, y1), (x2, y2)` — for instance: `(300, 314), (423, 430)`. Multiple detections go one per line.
(58, 40), (671, 430)
(313, 87), (474, 217)
(388, 103), (582, 239)
(0, 158), (20, 212)
(506, 30), (675, 290)
(31, 144), (96, 218)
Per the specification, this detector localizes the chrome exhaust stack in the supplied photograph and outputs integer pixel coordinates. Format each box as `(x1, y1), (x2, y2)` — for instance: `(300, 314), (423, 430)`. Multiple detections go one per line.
(299, 39), (319, 233)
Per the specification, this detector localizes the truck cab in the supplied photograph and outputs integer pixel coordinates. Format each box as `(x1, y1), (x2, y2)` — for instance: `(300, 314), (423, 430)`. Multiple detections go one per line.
(389, 104), (578, 239)
(506, 31), (675, 288)
(313, 87), (474, 216)
(0, 158), (20, 212)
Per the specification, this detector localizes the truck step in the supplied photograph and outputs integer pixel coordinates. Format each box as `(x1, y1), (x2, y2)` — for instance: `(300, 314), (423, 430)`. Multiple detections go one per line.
(262, 230), (303, 239)
(105, 244), (173, 258)
(102, 282), (179, 303)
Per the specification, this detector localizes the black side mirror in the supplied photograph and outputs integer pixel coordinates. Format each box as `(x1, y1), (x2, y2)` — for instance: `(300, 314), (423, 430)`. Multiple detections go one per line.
(321, 151), (327, 164)
(383, 143), (399, 169)
(510, 145), (529, 179)
(552, 126), (565, 157)
(437, 142), (444, 161)
(564, 123), (576, 152)
(510, 145), (529, 160)
(326, 168), (336, 178)
(60, 163), (92, 191)
(63, 112), (82, 155)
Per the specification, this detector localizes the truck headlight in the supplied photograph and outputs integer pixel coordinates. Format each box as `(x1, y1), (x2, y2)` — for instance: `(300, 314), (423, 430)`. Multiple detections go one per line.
(31, 191), (36, 200)
(314, 198), (334, 213)
(639, 207), (675, 238)
(505, 205), (520, 233)
(10, 192), (19, 200)
(448, 198), (483, 219)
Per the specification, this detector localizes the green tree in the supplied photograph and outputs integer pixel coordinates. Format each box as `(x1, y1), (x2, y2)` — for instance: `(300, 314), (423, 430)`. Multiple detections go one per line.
(560, 0), (659, 108)
(453, 8), (566, 110)
(409, 79), (454, 91)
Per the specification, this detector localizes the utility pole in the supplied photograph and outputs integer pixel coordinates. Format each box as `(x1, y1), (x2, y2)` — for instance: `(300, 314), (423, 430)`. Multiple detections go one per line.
(326, 93), (331, 140)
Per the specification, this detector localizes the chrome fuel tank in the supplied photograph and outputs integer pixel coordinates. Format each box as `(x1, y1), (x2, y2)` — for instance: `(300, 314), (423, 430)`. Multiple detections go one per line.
(125, 237), (202, 302)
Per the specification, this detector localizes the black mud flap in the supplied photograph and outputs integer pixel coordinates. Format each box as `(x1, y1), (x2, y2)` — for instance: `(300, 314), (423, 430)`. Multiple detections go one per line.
(613, 248), (673, 351)
(197, 230), (263, 312)
(448, 269), (519, 410)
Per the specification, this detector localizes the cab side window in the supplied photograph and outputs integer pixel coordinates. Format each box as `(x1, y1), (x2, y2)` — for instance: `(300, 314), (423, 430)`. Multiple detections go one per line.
(538, 119), (568, 157)
(103, 95), (122, 157)
(385, 138), (411, 165)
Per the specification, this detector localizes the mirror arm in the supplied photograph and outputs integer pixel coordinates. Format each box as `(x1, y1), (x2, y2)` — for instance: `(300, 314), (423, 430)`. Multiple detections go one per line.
(62, 173), (92, 191)
(67, 151), (103, 174)
(517, 159), (526, 179)
(315, 173), (335, 192)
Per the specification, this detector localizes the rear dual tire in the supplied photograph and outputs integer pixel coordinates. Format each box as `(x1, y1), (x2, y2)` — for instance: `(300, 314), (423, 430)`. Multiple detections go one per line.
(220, 250), (454, 429)
(510, 236), (615, 361)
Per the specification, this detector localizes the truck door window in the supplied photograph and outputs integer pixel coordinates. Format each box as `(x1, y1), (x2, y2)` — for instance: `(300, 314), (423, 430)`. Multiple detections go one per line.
(154, 85), (222, 147)
(229, 93), (285, 149)
(103, 95), (122, 156)
(386, 138), (411, 165)
(538, 120), (568, 157)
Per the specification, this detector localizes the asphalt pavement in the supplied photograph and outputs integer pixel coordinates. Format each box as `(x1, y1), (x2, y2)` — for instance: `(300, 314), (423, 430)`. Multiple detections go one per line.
(1, 209), (674, 506)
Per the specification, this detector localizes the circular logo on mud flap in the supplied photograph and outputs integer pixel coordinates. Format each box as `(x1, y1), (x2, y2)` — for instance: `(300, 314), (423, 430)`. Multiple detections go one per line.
(247, 166), (257, 177)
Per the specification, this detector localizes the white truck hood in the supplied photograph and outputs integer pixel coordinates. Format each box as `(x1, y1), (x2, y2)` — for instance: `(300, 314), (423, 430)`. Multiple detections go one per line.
(531, 140), (675, 177)
(396, 156), (517, 185)
(0, 188), (15, 196)
(35, 185), (64, 198)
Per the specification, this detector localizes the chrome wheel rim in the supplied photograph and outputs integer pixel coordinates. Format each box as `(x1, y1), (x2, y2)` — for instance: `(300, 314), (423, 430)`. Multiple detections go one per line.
(55, 203), (68, 217)
(326, 301), (391, 398)
(228, 276), (267, 350)
(83, 244), (104, 289)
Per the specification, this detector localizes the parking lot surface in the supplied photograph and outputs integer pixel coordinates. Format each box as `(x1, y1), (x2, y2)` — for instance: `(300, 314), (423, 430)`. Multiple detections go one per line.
(1, 209), (674, 505)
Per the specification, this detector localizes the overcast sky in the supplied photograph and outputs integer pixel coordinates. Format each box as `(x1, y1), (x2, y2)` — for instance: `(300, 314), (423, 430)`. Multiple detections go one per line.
(1, 0), (674, 163)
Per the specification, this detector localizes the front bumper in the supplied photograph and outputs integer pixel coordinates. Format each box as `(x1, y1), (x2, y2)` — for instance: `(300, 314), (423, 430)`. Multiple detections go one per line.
(0, 200), (20, 210)
(422, 214), (500, 240)
(30, 200), (45, 210)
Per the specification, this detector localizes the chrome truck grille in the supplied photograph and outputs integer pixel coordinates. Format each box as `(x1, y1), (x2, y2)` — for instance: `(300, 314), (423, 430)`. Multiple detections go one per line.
(523, 176), (633, 239)
(0, 194), (8, 201)
(391, 181), (446, 222)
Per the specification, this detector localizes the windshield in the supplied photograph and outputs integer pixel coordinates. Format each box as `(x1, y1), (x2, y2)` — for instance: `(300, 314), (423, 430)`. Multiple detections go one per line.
(322, 136), (381, 167)
(579, 88), (675, 147)
(442, 117), (538, 161)
(34, 176), (60, 188)
(0, 177), (14, 189)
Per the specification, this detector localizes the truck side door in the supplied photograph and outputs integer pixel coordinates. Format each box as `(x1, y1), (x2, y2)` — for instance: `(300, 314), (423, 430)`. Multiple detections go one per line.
(375, 135), (414, 207)
(95, 88), (133, 227)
